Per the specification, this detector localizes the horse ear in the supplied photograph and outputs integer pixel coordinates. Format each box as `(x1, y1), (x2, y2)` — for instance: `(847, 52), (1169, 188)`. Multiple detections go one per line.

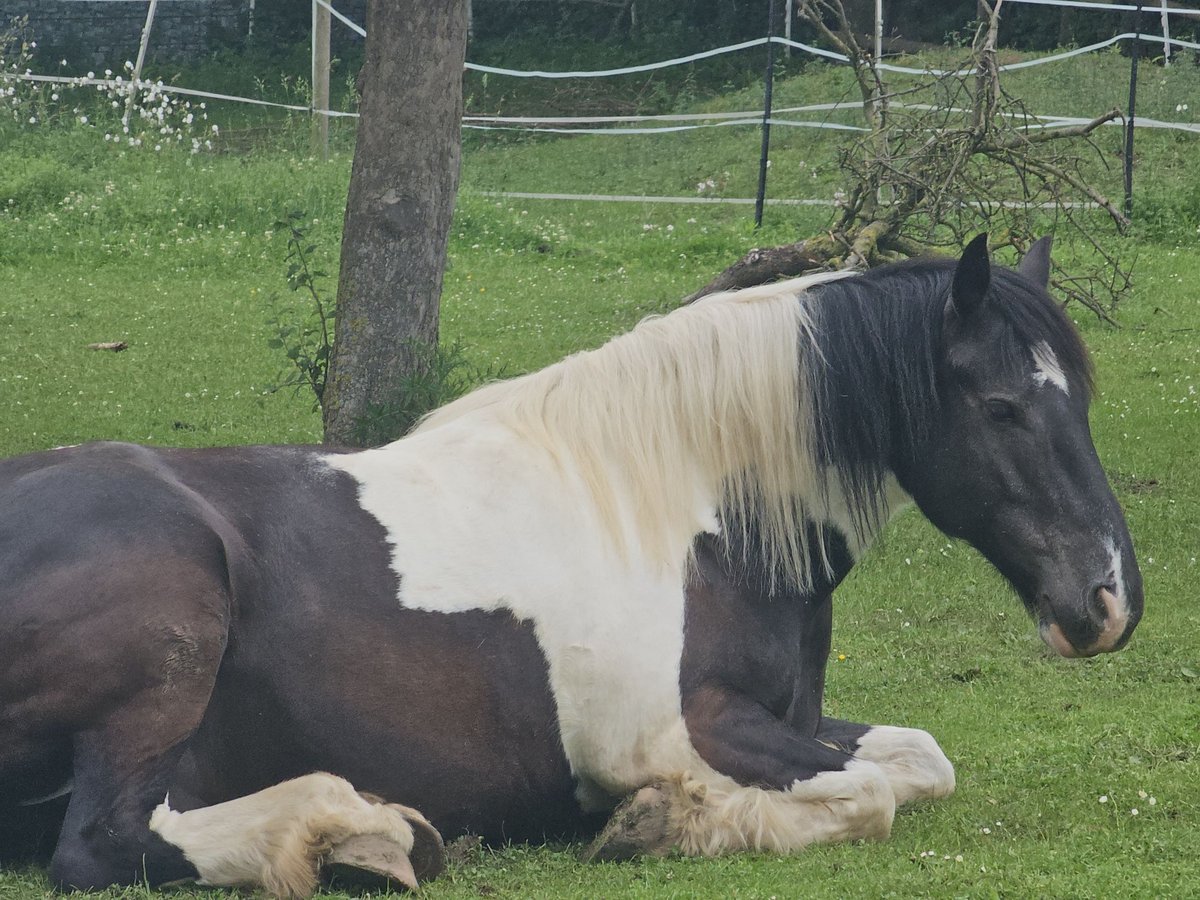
(1017, 235), (1053, 288)
(950, 233), (992, 318)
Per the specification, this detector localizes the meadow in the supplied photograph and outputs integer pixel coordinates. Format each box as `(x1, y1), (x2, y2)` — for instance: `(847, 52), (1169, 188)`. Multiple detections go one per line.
(0, 33), (1198, 900)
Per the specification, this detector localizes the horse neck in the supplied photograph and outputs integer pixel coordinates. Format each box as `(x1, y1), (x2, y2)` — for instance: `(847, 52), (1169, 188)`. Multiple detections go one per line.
(423, 284), (837, 586)
(803, 269), (944, 543)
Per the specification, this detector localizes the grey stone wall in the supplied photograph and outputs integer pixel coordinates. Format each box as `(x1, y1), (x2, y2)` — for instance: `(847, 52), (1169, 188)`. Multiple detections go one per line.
(1, 0), (247, 67)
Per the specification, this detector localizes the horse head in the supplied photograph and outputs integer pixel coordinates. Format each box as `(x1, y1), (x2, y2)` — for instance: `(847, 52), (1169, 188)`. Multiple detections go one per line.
(899, 235), (1143, 657)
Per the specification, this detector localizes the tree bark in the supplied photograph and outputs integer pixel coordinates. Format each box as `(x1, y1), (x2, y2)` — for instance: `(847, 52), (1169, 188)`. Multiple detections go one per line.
(323, 0), (468, 446)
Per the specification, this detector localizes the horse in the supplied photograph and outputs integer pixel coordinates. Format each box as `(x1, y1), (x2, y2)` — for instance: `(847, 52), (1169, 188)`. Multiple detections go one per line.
(0, 235), (1142, 897)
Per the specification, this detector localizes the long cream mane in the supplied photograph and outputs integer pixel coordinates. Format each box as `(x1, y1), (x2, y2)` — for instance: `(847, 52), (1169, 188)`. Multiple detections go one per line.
(415, 271), (853, 591)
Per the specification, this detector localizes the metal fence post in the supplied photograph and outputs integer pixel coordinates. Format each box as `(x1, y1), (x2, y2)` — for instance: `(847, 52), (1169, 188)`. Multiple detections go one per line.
(755, 0), (777, 228)
(1124, 2), (1145, 219)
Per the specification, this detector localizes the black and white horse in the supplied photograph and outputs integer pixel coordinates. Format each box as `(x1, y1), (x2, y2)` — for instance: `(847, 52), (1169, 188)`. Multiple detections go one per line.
(0, 236), (1142, 897)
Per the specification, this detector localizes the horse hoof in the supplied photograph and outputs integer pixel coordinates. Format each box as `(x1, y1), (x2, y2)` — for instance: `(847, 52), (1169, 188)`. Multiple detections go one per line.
(322, 807), (445, 892)
(405, 807), (447, 882)
(581, 783), (675, 862)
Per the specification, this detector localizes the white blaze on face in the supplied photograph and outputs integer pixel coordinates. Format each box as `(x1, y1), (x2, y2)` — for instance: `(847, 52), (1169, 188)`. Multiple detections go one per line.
(1031, 341), (1069, 395)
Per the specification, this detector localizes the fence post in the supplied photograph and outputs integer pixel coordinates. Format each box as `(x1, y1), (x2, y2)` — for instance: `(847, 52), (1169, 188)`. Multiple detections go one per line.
(1124, 2), (1144, 219)
(1160, 0), (1170, 64)
(784, 0), (793, 56)
(755, 0), (777, 228)
(311, 0), (331, 161)
(124, 0), (159, 129)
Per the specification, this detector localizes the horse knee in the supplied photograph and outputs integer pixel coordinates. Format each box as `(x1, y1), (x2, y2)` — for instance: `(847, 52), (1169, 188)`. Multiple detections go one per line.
(854, 725), (956, 805)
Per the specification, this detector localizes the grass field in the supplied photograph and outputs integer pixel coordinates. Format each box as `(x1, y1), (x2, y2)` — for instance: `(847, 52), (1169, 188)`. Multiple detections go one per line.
(1, 35), (1199, 900)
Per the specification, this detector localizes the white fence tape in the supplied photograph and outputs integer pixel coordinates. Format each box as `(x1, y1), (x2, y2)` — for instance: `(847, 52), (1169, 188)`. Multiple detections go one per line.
(1005, 0), (1200, 17)
(314, 0), (366, 38)
(480, 191), (1100, 209)
(465, 38), (772, 78)
(5, 4), (1200, 136)
(5, 68), (1199, 134)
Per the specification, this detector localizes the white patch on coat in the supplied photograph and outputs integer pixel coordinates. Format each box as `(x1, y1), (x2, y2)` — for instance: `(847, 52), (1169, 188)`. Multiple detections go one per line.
(149, 772), (419, 898)
(329, 422), (702, 798)
(1031, 341), (1069, 395)
(852, 726), (956, 806)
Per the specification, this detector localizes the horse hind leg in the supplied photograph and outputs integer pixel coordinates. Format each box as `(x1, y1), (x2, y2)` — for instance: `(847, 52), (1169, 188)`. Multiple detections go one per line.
(149, 773), (445, 898)
(44, 558), (231, 890)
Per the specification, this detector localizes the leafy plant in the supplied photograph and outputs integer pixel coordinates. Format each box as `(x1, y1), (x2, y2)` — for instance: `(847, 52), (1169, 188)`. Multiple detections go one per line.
(349, 338), (507, 447)
(266, 210), (334, 407)
(267, 211), (502, 443)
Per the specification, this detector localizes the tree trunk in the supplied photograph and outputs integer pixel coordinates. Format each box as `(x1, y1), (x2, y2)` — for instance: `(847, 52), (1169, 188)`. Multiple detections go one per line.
(322, 0), (468, 447)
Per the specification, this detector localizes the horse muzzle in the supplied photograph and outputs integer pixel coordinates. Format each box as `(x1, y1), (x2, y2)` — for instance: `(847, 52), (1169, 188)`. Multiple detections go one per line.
(1039, 584), (1137, 658)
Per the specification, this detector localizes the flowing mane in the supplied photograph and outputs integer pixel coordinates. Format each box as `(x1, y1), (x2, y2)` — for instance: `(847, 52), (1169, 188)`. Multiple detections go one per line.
(416, 271), (854, 591)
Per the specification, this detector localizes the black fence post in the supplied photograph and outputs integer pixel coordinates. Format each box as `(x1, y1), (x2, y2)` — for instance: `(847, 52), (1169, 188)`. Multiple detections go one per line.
(1124, 2), (1145, 220)
(755, 0), (777, 229)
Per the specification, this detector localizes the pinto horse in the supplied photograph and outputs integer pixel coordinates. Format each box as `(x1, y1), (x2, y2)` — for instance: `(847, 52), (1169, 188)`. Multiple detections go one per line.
(0, 236), (1142, 896)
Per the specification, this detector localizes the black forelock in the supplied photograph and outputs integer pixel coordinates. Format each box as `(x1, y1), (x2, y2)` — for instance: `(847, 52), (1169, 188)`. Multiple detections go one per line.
(803, 255), (1093, 541)
(988, 266), (1095, 399)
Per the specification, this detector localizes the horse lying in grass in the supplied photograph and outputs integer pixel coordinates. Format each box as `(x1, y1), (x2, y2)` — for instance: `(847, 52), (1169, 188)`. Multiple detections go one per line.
(0, 235), (1142, 897)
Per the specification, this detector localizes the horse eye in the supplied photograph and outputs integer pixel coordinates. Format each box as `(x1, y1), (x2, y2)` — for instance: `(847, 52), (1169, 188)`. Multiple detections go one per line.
(985, 398), (1018, 422)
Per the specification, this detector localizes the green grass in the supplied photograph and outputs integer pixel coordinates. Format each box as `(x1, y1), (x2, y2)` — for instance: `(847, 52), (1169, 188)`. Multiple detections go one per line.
(1, 40), (1199, 900)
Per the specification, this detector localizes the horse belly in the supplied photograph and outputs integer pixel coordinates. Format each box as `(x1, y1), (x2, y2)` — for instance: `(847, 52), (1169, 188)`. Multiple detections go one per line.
(183, 601), (589, 843)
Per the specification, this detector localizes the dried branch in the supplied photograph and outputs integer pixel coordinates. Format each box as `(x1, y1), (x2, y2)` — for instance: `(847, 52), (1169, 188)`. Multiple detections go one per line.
(980, 108), (1122, 152)
(688, 0), (1132, 318)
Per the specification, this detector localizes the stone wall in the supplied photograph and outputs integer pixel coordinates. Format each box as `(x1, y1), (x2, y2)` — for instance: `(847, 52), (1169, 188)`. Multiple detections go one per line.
(1, 0), (247, 67)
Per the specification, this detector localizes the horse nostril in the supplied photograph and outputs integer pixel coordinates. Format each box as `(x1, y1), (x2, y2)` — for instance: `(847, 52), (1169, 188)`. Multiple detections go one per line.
(1089, 583), (1114, 620)
(1090, 585), (1128, 652)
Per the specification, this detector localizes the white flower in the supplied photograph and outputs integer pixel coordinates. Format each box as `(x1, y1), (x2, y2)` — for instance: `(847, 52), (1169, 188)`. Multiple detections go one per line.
(78, 115), (87, 124)
(1131, 808), (1139, 816)
(1099, 795), (1109, 803)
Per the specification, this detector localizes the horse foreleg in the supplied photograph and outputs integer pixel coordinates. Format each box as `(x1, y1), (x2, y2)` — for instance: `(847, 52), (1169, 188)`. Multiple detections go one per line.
(816, 717), (956, 806)
(586, 687), (896, 860)
(149, 773), (444, 899)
